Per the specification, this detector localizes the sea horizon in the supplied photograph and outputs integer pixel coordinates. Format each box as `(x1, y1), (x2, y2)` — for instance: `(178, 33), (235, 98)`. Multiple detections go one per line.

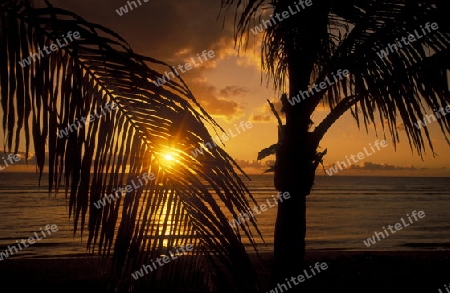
(1, 173), (449, 259)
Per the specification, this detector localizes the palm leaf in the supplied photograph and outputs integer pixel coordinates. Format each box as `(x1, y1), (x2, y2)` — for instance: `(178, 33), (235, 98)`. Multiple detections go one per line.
(310, 0), (450, 157)
(0, 0), (262, 292)
(222, 0), (450, 158)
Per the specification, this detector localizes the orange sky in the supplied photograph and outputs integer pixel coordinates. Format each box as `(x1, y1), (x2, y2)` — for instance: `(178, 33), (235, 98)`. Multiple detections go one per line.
(1, 0), (449, 176)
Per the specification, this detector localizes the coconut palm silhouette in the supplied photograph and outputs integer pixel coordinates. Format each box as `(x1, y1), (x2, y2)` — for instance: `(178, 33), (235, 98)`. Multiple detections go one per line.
(221, 0), (450, 289)
(0, 0), (262, 292)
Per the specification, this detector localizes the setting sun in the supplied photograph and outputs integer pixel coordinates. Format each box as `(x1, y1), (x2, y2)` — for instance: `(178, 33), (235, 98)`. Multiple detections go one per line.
(164, 154), (174, 161)
(157, 147), (183, 168)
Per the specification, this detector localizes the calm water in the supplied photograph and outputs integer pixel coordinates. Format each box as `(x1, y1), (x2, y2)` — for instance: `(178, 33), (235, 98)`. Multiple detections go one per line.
(0, 173), (449, 259)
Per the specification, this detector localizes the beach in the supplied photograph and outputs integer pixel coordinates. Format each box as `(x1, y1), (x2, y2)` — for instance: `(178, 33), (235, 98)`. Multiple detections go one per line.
(2, 251), (450, 292)
(259, 251), (450, 292)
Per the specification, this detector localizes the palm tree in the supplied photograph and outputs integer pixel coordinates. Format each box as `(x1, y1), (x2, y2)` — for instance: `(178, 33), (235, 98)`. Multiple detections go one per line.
(0, 0), (263, 292)
(221, 0), (450, 288)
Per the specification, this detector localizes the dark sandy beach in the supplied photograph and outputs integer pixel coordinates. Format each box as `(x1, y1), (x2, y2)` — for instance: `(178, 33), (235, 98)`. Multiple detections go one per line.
(1, 251), (449, 292)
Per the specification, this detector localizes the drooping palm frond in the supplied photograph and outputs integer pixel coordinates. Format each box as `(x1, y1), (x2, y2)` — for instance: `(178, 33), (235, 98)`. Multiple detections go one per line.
(0, 0), (262, 292)
(310, 0), (450, 157)
(222, 0), (450, 159)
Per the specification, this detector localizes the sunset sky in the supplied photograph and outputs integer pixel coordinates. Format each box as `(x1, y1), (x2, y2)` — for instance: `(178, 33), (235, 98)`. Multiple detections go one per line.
(2, 0), (450, 176)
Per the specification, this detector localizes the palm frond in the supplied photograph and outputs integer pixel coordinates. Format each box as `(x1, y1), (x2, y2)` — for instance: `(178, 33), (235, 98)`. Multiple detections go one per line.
(0, 0), (262, 292)
(223, 0), (450, 158)
(310, 0), (450, 157)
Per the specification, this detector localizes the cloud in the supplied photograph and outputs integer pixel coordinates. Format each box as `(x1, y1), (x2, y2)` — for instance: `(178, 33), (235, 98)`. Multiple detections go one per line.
(249, 99), (284, 124)
(234, 159), (275, 174)
(48, 0), (264, 123)
(219, 86), (249, 98)
(251, 114), (272, 122)
(234, 159), (267, 169)
(49, 0), (236, 63)
(349, 162), (417, 170)
(186, 80), (245, 119)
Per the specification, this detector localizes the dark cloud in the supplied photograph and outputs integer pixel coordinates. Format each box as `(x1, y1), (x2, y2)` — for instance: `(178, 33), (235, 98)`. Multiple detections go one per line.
(187, 80), (244, 118)
(350, 162), (417, 170)
(49, 0), (245, 119)
(250, 114), (272, 122)
(248, 99), (284, 123)
(219, 86), (249, 98)
(51, 0), (234, 62)
(233, 159), (275, 173)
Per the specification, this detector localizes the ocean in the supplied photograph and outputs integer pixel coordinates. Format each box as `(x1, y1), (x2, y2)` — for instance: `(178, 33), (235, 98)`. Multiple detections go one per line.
(0, 172), (449, 259)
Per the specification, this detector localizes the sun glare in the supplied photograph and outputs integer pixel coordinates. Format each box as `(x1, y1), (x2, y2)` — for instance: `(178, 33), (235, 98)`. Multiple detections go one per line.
(164, 154), (175, 161)
(158, 147), (183, 169)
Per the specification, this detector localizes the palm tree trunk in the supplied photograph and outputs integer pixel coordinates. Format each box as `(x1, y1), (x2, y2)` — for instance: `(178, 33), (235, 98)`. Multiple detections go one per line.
(272, 125), (316, 290)
(270, 1), (332, 290)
